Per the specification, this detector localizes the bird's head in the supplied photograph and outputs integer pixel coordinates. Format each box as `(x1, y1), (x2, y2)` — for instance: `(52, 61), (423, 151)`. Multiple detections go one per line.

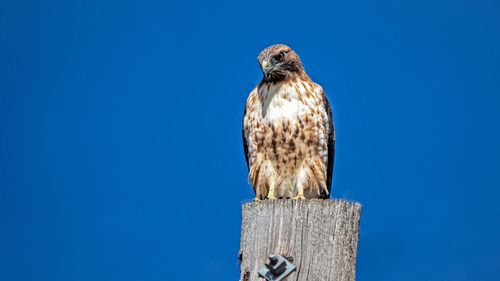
(257, 44), (308, 83)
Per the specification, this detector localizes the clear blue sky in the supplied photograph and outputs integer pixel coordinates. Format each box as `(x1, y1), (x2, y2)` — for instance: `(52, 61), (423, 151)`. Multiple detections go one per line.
(1, 0), (499, 280)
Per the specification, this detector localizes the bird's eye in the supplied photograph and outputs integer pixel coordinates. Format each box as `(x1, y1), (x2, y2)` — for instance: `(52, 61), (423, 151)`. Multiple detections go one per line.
(274, 52), (285, 62)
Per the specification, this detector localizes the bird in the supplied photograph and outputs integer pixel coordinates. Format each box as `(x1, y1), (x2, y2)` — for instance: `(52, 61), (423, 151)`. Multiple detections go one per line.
(242, 44), (335, 200)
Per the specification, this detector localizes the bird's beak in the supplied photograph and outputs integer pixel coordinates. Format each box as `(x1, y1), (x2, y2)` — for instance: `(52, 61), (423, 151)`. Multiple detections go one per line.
(260, 60), (272, 78)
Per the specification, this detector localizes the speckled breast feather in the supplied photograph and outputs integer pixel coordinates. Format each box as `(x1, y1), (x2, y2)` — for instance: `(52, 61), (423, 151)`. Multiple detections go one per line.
(243, 78), (333, 199)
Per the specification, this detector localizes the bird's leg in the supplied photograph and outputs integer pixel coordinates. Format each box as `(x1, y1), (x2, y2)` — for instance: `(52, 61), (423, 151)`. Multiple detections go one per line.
(253, 197), (261, 202)
(267, 184), (277, 200)
(293, 186), (306, 200)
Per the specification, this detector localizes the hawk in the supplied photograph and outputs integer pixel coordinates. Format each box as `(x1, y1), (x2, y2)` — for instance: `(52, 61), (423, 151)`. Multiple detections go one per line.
(242, 44), (335, 200)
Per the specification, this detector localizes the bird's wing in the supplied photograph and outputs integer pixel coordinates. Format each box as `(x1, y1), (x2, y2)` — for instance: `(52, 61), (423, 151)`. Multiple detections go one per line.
(321, 90), (335, 198)
(242, 105), (250, 171)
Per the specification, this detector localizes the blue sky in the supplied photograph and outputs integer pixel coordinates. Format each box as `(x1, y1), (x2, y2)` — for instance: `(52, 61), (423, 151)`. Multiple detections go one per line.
(1, 0), (500, 280)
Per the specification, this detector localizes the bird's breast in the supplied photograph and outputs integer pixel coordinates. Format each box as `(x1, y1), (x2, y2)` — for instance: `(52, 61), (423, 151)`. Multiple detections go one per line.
(260, 80), (316, 124)
(243, 79), (329, 174)
(265, 98), (301, 123)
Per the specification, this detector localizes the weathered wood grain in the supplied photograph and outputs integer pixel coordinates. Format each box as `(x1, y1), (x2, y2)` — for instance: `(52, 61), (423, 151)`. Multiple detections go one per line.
(239, 199), (361, 281)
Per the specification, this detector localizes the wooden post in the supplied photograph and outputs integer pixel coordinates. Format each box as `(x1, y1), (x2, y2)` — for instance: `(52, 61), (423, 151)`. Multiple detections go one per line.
(239, 199), (361, 281)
